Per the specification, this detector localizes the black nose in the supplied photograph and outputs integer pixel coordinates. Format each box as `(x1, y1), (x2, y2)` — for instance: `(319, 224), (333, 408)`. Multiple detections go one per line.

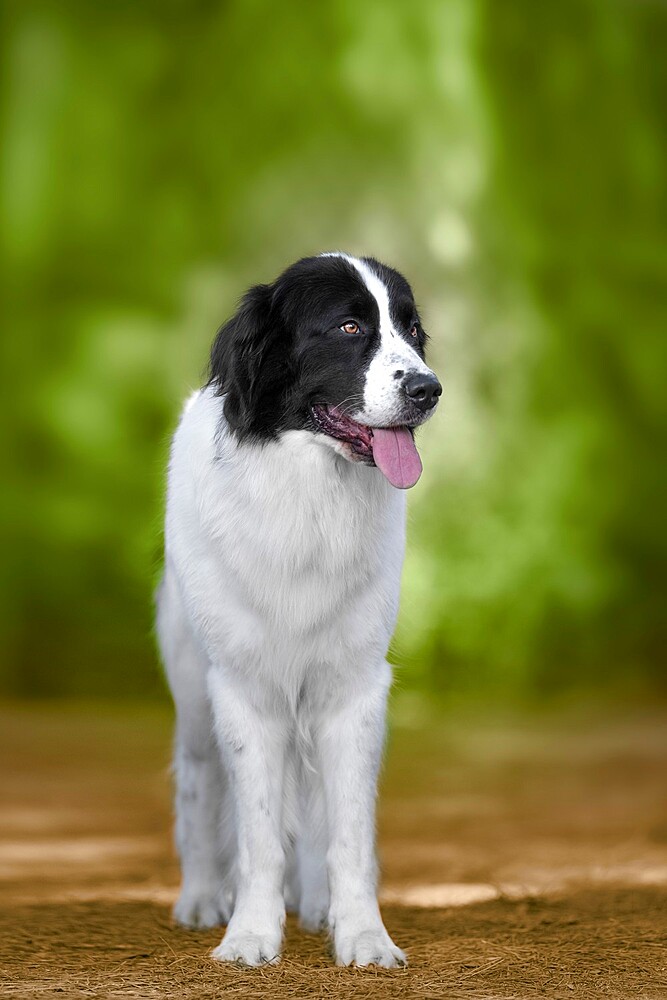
(403, 372), (442, 411)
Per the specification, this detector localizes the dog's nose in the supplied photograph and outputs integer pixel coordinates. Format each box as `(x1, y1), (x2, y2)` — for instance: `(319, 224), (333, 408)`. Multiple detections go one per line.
(403, 373), (442, 411)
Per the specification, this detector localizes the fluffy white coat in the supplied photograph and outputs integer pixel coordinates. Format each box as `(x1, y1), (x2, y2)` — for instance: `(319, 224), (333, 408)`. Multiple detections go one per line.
(157, 253), (437, 968)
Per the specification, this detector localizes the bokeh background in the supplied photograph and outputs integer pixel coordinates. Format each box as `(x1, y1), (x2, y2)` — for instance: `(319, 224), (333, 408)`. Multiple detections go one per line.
(2, 0), (665, 705)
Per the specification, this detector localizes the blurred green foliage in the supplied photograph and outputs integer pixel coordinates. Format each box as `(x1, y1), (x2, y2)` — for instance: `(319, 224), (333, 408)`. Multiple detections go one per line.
(2, 0), (665, 700)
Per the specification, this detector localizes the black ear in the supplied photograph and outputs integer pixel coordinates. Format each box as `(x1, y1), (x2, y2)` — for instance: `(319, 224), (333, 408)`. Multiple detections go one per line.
(208, 284), (289, 437)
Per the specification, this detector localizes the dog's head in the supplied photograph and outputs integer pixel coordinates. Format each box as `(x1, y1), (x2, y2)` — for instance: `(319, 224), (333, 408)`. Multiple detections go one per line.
(208, 253), (441, 488)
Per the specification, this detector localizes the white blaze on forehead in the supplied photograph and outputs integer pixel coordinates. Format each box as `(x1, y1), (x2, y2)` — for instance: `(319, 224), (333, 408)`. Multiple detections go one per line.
(322, 251), (427, 361)
(322, 251), (395, 339)
(321, 251), (434, 426)
(333, 253), (395, 337)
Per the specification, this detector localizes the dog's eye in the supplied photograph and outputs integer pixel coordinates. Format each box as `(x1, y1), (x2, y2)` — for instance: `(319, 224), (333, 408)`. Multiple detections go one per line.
(409, 323), (419, 338)
(341, 321), (361, 335)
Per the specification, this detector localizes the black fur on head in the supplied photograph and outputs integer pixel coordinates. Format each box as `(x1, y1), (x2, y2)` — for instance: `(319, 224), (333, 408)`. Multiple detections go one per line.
(208, 282), (290, 435)
(207, 253), (429, 441)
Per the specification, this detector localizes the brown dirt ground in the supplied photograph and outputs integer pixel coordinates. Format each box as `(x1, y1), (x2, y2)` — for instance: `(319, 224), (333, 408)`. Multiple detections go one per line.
(1, 701), (666, 1000)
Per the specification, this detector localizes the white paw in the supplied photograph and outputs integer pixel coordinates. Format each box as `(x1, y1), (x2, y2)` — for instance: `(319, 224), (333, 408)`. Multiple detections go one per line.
(334, 926), (407, 968)
(173, 888), (231, 929)
(211, 929), (282, 967)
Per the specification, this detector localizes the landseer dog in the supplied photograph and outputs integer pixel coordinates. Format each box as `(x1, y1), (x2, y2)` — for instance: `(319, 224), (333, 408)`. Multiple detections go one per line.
(156, 252), (441, 968)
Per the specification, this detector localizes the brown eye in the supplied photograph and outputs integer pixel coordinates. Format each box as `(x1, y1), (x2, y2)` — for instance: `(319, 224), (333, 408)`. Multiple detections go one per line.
(410, 323), (419, 338)
(341, 321), (361, 335)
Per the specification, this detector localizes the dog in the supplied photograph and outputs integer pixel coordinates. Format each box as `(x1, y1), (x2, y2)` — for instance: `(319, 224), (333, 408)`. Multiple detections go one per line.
(156, 252), (441, 967)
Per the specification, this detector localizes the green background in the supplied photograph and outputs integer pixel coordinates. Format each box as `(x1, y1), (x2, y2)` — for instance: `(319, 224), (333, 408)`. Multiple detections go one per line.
(2, 0), (665, 703)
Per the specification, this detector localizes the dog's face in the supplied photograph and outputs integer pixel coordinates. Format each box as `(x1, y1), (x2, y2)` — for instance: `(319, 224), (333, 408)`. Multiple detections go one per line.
(209, 253), (441, 488)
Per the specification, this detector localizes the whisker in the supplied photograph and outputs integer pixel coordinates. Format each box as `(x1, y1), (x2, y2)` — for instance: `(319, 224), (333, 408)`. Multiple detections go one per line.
(335, 394), (364, 418)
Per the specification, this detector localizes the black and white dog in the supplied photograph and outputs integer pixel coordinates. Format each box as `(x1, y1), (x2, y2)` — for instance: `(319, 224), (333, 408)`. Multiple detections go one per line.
(157, 252), (441, 967)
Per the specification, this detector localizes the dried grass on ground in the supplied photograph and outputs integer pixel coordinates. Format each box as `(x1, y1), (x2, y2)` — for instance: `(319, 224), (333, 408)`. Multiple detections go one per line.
(1, 703), (666, 1000)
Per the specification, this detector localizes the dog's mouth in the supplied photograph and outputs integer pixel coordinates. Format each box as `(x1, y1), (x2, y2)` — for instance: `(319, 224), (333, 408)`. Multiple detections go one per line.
(310, 405), (423, 489)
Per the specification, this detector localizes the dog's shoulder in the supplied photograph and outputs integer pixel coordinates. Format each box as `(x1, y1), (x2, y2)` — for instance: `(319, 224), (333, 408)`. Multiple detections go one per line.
(170, 387), (224, 464)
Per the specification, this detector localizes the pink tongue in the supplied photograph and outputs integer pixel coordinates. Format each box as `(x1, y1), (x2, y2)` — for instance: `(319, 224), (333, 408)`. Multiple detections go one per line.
(371, 427), (423, 489)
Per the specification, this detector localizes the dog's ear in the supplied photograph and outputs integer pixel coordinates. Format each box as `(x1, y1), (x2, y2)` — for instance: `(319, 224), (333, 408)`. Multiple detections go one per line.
(208, 283), (289, 436)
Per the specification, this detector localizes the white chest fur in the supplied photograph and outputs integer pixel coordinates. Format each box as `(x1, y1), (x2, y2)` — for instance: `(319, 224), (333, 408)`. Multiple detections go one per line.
(164, 389), (407, 702)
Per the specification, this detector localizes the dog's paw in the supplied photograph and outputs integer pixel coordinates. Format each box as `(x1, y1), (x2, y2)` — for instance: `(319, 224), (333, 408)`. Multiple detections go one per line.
(334, 926), (407, 968)
(173, 889), (231, 929)
(211, 930), (281, 967)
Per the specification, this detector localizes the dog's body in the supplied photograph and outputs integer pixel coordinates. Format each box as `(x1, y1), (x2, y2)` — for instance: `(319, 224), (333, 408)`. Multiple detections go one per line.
(157, 253), (440, 967)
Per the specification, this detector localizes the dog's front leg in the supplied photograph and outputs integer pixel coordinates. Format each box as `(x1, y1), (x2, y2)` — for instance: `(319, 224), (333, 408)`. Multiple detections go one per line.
(319, 662), (406, 968)
(207, 667), (286, 966)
